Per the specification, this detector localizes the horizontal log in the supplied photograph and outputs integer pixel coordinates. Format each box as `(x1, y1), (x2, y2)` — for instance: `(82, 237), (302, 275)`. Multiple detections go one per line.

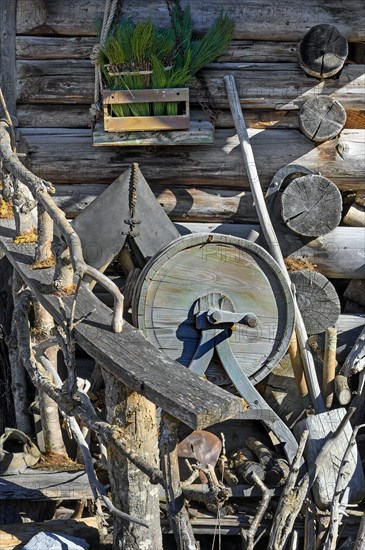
(0, 470), (93, 500)
(53, 184), (259, 222)
(16, 60), (365, 111)
(16, 0), (365, 41)
(178, 223), (365, 279)
(0, 518), (99, 549)
(16, 36), (95, 59)
(16, 105), (301, 129)
(18, 128), (365, 190)
(15, 36), (298, 62)
(0, 220), (243, 429)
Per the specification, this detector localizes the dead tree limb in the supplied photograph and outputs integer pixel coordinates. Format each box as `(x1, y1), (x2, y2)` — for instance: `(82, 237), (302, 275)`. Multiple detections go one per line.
(13, 289), (164, 487)
(0, 120), (124, 333)
(241, 473), (273, 550)
(160, 413), (199, 550)
(342, 326), (365, 377)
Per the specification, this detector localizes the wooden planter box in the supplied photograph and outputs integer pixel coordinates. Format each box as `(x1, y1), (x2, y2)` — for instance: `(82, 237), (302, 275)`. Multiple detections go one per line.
(103, 88), (190, 132)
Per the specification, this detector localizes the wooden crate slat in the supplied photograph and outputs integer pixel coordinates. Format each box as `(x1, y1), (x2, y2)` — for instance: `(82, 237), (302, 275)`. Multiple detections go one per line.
(93, 119), (214, 146)
(103, 88), (189, 104)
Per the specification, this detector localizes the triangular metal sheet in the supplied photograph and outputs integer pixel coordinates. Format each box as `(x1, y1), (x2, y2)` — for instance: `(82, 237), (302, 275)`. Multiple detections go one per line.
(72, 164), (180, 272)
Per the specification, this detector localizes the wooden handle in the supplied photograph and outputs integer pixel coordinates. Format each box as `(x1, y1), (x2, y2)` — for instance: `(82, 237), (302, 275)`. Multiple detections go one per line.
(288, 332), (310, 406)
(322, 326), (338, 408)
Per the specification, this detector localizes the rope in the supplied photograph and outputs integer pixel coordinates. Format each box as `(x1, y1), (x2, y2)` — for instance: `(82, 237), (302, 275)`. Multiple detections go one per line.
(90, 0), (121, 119)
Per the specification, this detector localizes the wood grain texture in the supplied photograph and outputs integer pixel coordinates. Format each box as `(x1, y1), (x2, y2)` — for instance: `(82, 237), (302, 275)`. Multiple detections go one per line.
(0, 470), (93, 500)
(0, 0), (16, 115)
(289, 270), (340, 335)
(299, 96), (347, 142)
(133, 233), (294, 383)
(16, 105), (301, 129)
(0, 220), (243, 429)
(17, 128), (365, 190)
(294, 408), (365, 509)
(16, 0), (365, 40)
(16, 60), (365, 110)
(280, 175), (342, 237)
(15, 36), (298, 62)
(298, 24), (348, 79)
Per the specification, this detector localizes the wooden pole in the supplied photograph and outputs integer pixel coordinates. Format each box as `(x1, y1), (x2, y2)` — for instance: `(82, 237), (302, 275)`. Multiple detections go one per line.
(224, 74), (324, 413)
(322, 326), (338, 408)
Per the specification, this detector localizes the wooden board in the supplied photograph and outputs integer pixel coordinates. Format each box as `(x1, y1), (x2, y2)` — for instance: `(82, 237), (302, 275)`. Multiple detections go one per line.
(17, 128), (365, 190)
(0, 220), (243, 429)
(133, 233), (294, 384)
(16, 0), (365, 41)
(0, 470), (93, 500)
(16, 60), (365, 110)
(93, 119), (214, 147)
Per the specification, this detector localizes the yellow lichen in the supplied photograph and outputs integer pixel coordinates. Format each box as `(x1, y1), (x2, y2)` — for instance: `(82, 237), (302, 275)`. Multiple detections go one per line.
(284, 257), (317, 272)
(52, 283), (77, 296)
(14, 229), (38, 245)
(32, 255), (56, 270)
(0, 198), (14, 219)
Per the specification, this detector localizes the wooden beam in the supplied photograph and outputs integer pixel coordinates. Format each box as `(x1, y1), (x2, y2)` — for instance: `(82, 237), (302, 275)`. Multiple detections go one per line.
(16, 0), (365, 41)
(0, 469), (93, 500)
(16, 60), (365, 111)
(17, 128), (365, 190)
(0, 0), (16, 116)
(0, 220), (243, 430)
(16, 105), (301, 130)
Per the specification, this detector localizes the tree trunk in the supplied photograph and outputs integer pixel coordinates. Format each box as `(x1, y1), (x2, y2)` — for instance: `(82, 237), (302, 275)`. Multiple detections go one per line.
(299, 96), (346, 142)
(33, 300), (66, 456)
(297, 24), (348, 78)
(103, 371), (162, 550)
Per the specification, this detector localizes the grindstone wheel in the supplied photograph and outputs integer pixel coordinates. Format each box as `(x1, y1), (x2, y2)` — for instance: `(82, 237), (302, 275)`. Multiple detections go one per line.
(133, 233), (295, 385)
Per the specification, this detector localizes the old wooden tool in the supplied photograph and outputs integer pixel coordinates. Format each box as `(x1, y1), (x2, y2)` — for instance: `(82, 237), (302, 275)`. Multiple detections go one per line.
(133, 233), (299, 463)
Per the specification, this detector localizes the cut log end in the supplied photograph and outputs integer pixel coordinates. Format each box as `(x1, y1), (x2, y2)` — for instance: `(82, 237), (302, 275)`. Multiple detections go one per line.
(297, 24), (348, 79)
(281, 174), (342, 237)
(299, 96), (346, 142)
(289, 270), (341, 334)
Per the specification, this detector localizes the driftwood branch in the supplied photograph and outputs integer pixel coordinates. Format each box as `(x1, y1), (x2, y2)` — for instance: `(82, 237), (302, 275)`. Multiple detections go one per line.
(14, 289), (164, 487)
(38, 352), (148, 527)
(0, 120), (124, 332)
(323, 423), (365, 550)
(342, 326), (365, 376)
(241, 473), (273, 550)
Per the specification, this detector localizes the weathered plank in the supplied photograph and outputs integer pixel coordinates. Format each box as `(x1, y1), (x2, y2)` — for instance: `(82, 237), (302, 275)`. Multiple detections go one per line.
(0, 470), (93, 500)
(17, 127), (365, 190)
(16, 60), (365, 111)
(53, 184), (259, 222)
(16, 36), (96, 59)
(16, 0), (365, 41)
(15, 37), (300, 62)
(93, 119), (214, 147)
(16, 105), (301, 129)
(0, 0), (16, 115)
(0, 220), (243, 429)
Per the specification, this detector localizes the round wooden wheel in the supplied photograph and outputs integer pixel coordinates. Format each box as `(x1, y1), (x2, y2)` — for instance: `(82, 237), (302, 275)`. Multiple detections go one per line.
(133, 233), (295, 384)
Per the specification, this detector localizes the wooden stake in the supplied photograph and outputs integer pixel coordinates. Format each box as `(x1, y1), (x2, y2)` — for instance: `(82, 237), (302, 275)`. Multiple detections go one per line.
(322, 326), (337, 408)
(288, 332), (311, 408)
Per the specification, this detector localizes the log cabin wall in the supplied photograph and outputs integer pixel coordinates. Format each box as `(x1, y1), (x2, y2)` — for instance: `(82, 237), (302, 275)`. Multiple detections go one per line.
(13, 0), (365, 229)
